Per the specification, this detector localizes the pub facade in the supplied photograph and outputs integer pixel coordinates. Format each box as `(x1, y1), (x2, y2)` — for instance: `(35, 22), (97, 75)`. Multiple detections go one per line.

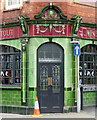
(0, 3), (97, 114)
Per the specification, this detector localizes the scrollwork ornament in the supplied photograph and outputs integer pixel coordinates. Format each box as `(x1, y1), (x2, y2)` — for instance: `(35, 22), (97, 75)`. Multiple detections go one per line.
(53, 24), (65, 34)
(36, 24), (49, 34)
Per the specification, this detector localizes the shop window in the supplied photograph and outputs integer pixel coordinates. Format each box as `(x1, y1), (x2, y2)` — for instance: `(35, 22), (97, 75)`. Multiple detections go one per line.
(5, 0), (22, 10)
(0, 45), (21, 87)
(80, 44), (97, 84)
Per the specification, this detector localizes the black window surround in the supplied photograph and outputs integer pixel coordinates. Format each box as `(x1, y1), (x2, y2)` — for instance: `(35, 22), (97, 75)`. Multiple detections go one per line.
(79, 44), (97, 85)
(0, 45), (21, 87)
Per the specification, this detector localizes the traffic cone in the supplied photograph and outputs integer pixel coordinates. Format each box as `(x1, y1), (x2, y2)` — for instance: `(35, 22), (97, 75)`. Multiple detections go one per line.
(31, 96), (43, 117)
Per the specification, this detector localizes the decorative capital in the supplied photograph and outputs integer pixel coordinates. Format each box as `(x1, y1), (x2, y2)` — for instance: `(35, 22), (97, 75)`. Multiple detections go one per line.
(18, 15), (29, 35)
(20, 38), (29, 51)
(71, 15), (82, 36)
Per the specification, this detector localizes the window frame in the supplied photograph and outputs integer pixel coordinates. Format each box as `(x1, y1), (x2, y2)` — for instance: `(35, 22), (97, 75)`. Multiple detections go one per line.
(79, 44), (97, 85)
(0, 45), (21, 87)
(6, 0), (23, 10)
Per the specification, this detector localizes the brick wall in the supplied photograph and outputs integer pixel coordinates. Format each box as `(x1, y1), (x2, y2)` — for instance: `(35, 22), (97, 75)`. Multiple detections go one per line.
(1, 1), (96, 24)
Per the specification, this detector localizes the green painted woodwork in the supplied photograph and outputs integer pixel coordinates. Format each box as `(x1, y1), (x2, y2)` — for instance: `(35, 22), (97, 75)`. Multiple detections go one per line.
(28, 89), (36, 107)
(94, 41), (97, 45)
(53, 38), (73, 88)
(0, 37), (97, 110)
(64, 91), (96, 106)
(74, 1), (97, 8)
(18, 15), (29, 35)
(0, 90), (2, 105)
(0, 20), (73, 29)
(22, 51), (26, 103)
(0, 39), (21, 50)
(28, 37), (73, 88)
(28, 38), (49, 87)
(83, 92), (96, 105)
(1, 20), (97, 29)
(21, 50), (27, 105)
(65, 91), (75, 106)
(34, 5), (67, 20)
(71, 45), (75, 106)
(71, 15), (82, 35)
(20, 38), (29, 105)
(80, 39), (93, 48)
(1, 87), (21, 89)
(26, 44), (29, 106)
(1, 90), (21, 106)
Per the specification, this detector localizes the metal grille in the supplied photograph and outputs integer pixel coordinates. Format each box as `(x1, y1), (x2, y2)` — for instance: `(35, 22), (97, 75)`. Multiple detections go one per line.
(79, 44), (97, 84)
(0, 45), (21, 86)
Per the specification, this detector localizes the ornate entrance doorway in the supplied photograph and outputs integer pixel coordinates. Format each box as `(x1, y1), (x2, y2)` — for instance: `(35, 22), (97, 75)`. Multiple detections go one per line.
(37, 43), (64, 113)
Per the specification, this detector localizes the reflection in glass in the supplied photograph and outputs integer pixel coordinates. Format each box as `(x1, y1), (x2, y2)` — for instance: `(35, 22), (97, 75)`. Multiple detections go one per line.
(80, 44), (97, 84)
(0, 45), (21, 85)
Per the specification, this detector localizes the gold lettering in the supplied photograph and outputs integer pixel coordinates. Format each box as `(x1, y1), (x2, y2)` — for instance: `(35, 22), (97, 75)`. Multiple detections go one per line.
(0, 29), (14, 38)
(95, 31), (97, 37)
(87, 30), (89, 36)
(3, 31), (6, 37)
(0, 31), (3, 37)
(87, 30), (94, 37)
(10, 30), (13, 36)
(6, 30), (10, 36)
(92, 31), (95, 36)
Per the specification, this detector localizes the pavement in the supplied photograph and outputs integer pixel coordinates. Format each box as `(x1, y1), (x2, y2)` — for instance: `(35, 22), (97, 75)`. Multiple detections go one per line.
(0, 106), (97, 119)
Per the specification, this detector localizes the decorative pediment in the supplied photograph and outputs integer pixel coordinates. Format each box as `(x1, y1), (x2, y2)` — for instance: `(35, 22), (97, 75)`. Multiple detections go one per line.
(34, 4), (67, 20)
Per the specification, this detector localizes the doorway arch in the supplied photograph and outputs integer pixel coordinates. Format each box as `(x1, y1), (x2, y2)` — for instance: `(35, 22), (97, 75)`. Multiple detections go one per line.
(37, 42), (64, 113)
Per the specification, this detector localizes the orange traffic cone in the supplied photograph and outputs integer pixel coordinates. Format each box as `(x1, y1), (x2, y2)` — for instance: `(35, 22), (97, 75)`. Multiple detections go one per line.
(31, 96), (43, 117)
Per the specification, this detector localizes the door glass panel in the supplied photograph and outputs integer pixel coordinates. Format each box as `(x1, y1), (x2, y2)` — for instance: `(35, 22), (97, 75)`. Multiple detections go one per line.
(52, 65), (60, 93)
(40, 65), (48, 90)
(38, 43), (63, 63)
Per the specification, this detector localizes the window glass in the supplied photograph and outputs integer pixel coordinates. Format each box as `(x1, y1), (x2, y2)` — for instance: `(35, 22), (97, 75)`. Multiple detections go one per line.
(80, 44), (97, 84)
(0, 45), (21, 86)
(38, 43), (63, 63)
(6, 0), (22, 10)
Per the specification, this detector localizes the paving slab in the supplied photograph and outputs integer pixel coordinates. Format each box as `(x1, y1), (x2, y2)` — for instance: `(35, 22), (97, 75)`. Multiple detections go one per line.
(0, 107), (96, 119)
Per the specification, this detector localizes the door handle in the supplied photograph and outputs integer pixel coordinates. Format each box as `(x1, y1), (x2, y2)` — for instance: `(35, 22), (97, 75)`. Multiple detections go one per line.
(48, 77), (52, 86)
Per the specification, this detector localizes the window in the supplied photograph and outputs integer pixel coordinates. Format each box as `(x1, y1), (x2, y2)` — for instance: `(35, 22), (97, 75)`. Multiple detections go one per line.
(6, 0), (22, 10)
(80, 44), (97, 84)
(38, 43), (63, 63)
(0, 45), (21, 87)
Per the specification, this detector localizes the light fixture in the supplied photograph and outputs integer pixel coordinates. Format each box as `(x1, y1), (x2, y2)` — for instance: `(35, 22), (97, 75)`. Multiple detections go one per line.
(50, 3), (53, 8)
(70, 41), (79, 44)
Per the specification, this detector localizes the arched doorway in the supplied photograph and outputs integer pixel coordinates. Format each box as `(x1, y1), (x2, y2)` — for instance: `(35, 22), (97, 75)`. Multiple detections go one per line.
(37, 42), (64, 113)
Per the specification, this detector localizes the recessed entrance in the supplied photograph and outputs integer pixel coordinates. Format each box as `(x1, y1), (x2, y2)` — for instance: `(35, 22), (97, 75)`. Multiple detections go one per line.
(37, 42), (64, 113)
